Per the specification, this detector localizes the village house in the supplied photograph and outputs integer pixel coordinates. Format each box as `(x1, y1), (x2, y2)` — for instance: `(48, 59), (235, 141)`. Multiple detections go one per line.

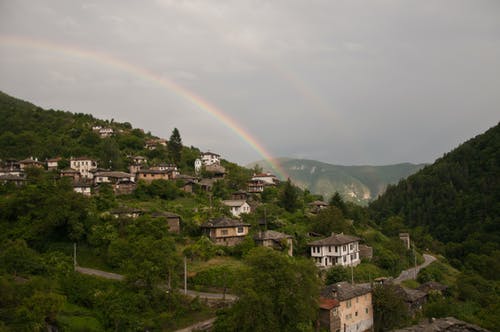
(136, 169), (170, 182)
(309, 200), (329, 213)
(204, 163), (226, 178)
(110, 207), (144, 219)
(60, 169), (81, 181)
(150, 163), (180, 178)
(46, 157), (61, 170)
(201, 217), (250, 246)
(254, 230), (293, 256)
(200, 151), (220, 166)
(93, 171), (135, 185)
(320, 282), (373, 332)
(358, 244), (373, 260)
(19, 157), (44, 170)
(394, 285), (427, 316)
(144, 138), (167, 150)
(247, 179), (266, 193)
(222, 200), (251, 218)
(73, 182), (92, 196)
(231, 191), (248, 201)
(251, 172), (279, 185)
(0, 167), (23, 177)
(131, 155), (147, 165)
(70, 157), (98, 179)
(308, 232), (361, 268)
(0, 174), (27, 186)
(151, 211), (182, 234)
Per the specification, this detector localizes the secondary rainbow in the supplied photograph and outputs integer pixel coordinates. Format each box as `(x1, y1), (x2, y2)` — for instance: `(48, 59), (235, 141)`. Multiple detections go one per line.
(0, 34), (288, 179)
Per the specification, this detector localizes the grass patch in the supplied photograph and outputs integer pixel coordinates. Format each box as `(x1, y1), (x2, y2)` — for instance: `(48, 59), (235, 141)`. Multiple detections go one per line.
(401, 279), (420, 289)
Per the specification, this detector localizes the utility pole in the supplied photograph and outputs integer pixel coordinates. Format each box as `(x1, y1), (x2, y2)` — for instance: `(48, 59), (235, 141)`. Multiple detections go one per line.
(351, 263), (354, 284)
(184, 256), (187, 295)
(73, 242), (77, 271)
(413, 243), (417, 279)
(264, 206), (267, 230)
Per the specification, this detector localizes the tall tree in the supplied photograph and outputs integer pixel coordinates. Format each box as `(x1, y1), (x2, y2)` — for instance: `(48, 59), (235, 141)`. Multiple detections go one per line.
(279, 178), (299, 212)
(213, 247), (319, 332)
(168, 128), (182, 164)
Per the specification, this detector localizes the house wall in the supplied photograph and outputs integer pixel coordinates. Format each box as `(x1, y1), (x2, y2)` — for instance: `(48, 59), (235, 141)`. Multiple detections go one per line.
(167, 218), (180, 234)
(338, 293), (373, 332)
(70, 160), (97, 179)
(137, 173), (169, 182)
(208, 226), (249, 246)
(311, 242), (361, 267)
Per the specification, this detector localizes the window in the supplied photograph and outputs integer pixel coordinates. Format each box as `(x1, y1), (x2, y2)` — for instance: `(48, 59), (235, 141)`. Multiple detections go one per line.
(350, 243), (353, 250)
(365, 308), (369, 314)
(343, 245), (347, 251)
(346, 300), (351, 308)
(343, 256), (346, 262)
(329, 246), (332, 252)
(335, 246), (338, 253)
(221, 229), (228, 235)
(237, 227), (244, 233)
(355, 311), (358, 317)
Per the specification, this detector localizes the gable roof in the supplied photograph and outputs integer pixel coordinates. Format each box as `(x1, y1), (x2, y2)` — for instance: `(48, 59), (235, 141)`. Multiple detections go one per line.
(308, 233), (360, 246)
(321, 282), (371, 301)
(201, 217), (250, 228)
(222, 200), (248, 208)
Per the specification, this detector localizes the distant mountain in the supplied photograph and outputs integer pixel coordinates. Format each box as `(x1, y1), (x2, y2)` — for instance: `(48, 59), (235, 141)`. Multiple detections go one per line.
(246, 158), (425, 204)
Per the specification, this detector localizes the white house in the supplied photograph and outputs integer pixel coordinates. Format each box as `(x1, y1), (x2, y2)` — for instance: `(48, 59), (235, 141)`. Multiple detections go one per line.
(46, 158), (61, 170)
(251, 172), (279, 185)
(93, 171), (135, 185)
(222, 200), (251, 218)
(73, 183), (92, 196)
(201, 152), (220, 166)
(308, 233), (361, 268)
(70, 157), (98, 179)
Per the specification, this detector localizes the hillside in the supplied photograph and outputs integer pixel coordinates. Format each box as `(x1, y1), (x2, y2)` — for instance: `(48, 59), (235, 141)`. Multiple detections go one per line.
(247, 158), (425, 204)
(0, 90), (200, 172)
(369, 122), (500, 280)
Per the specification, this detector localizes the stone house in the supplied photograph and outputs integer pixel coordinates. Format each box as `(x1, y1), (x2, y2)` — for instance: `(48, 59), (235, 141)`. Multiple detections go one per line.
(309, 200), (329, 213)
(136, 169), (170, 182)
(46, 157), (61, 170)
(254, 230), (293, 256)
(320, 282), (373, 332)
(308, 233), (361, 268)
(201, 217), (250, 246)
(222, 200), (251, 218)
(70, 157), (97, 179)
(151, 211), (182, 233)
(318, 298), (341, 332)
(19, 158), (44, 170)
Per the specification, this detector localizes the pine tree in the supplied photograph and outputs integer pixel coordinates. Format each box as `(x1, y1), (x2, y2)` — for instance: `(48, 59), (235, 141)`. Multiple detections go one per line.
(168, 128), (182, 164)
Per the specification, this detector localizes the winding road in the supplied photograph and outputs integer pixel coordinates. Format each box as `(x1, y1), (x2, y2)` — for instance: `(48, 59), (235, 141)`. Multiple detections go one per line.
(393, 253), (436, 284)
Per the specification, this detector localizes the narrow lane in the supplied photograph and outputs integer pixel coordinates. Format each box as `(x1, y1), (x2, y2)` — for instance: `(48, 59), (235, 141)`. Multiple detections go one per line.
(393, 253), (436, 284)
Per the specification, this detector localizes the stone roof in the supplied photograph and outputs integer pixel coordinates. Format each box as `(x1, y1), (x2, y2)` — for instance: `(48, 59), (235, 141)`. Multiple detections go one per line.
(222, 200), (248, 207)
(309, 200), (328, 206)
(395, 286), (427, 303)
(137, 169), (169, 174)
(254, 230), (292, 241)
(0, 174), (26, 181)
(321, 282), (371, 301)
(201, 217), (250, 229)
(393, 317), (490, 332)
(94, 171), (133, 178)
(319, 298), (340, 310)
(70, 157), (96, 161)
(308, 232), (361, 246)
(201, 151), (220, 156)
(417, 281), (449, 293)
(151, 211), (181, 219)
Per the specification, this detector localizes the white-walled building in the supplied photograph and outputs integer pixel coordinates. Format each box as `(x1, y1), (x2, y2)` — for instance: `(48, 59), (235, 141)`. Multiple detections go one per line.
(251, 172), (279, 185)
(201, 152), (220, 166)
(70, 157), (98, 179)
(309, 233), (361, 268)
(222, 200), (251, 218)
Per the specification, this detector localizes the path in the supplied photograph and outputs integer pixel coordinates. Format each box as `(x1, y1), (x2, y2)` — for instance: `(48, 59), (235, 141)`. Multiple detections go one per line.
(173, 317), (216, 332)
(75, 266), (237, 301)
(394, 254), (436, 284)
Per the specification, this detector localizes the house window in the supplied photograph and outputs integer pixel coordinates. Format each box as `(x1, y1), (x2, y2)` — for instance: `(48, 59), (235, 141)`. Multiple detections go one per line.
(365, 308), (369, 314)
(343, 256), (346, 262)
(346, 300), (351, 308)
(329, 246), (332, 252)
(343, 245), (347, 251)
(221, 229), (228, 235)
(355, 311), (358, 317)
(237, 227), (244, 234)
(350, 243), (353, 250)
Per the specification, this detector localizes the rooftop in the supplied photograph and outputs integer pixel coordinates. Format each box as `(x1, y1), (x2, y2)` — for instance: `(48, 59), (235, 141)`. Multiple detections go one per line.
(222, 200), (248, 207)
(308, 232), (361, 246)
(319, 298), (340, 310)
(254, 230), (292, 241)
(201, 217), (250, 229)
(321, 282), (371, 301)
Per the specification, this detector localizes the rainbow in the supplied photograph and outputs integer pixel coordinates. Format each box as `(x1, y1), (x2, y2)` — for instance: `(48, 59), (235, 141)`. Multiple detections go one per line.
(0, 34), (288, 179)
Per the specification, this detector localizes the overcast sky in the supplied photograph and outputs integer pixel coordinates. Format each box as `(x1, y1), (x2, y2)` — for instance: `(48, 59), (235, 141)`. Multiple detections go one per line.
(1, 1), (499, 166)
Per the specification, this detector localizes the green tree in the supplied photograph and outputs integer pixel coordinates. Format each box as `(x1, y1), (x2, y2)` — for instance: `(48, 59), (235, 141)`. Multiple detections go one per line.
(17, 291), (65, 331)
(372, 284), (410, 331)
(329, 191), (347, 215)
(168, 128), (182, 164)
(213, 247), (319, 332)
(279, 178), (299, 213)
(325, 266), (349, 284)
(310, 206), (349, 236)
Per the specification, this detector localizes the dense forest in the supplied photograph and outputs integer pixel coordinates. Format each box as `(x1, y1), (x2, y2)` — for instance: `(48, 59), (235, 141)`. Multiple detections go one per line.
(0, 91), (498, 330)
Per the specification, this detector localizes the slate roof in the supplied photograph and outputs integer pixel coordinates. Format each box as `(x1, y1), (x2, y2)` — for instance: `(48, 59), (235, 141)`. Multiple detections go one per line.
(254, 230), (292, 241)
(321, 282), (371, 301)
(151, 211), (181, 219)
(201, 217), (250, 228)
(309, 200), (328, 206)
(394, 286), (427, 302)
(308, 233), (361, 246)
(222, 200), (248, 207)
(393, 317), (489, 332)
(417, 281), (449, 293)
(94, 171), (133, 178)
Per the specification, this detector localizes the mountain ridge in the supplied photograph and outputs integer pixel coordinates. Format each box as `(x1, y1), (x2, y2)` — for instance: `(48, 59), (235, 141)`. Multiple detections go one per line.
(247, 158), (426, 204)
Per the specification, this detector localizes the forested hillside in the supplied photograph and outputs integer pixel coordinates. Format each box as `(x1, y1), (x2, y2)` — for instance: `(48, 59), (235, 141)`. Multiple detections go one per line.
(0, 91), (199, 171)
(370, 123), (499, 279)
